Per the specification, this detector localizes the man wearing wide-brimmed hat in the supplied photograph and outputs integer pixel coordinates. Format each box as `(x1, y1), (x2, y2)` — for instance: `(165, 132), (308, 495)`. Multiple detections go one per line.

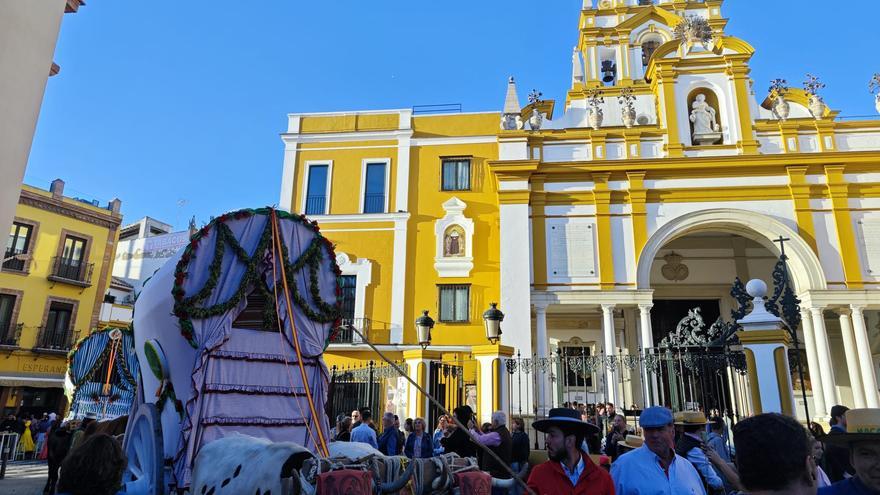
(616, 434), (643, 456)
(819, 408), (880, 494)
(675, 411), (724, 494)
(611, 406), (705, 494)
(526, 408), (614, 494)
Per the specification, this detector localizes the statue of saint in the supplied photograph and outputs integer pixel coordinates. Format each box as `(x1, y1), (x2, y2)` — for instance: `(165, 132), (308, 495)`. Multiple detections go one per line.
(444, 229), (464, 257)
(689, 94), (719, 137)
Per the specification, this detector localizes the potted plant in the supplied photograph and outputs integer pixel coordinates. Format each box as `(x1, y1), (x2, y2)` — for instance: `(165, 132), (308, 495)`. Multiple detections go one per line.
(527, 89), (544, 131)
(618, 87), (637, 128)
(803, 74), (826, 120)
(870, 74), (880, 115)
(587, 88), (605, 130)
(768, 79), (790, 121)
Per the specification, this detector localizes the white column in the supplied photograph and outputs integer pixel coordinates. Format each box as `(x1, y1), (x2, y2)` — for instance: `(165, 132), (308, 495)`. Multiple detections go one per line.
(851, 306), (880, 408)
(799, 309), (827, 417)
(404, 358), (423, 420)
(534, 303), (550, 415)
(278, 139), (299, 211)
(389, 215), (409, 343)
(500, 202), (533, 415)
(475, 355), (497, 424)
(602, 304), (617, 406)
(638, 304), (655, 407)
(810, 307), (840, 409)
(839, 310), (867, 408)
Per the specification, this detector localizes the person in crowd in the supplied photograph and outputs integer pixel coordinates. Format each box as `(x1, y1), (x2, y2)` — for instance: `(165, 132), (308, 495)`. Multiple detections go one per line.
(470, 410), (513, 491)
(378, 412), (403, 456)
(820, 408), (880, 494)
(809, 421), (826, 440)
(706, 417), (730, 462)
(527, 407), (614, 494)
(510, 417), (531, 495)
(404, 417), (432, 459)
(675, 411), (725, 494)
(433, 415), (448, 455)
(350, 408), (378, 448)
(331, 414), (345, 440)
(733, 413), (816, 495)
(56, 433), (126, 495)
(611, 406), (705, 494)
(441, 406), (477, 458)
(603, 414), (633, 461)
(811, 437), (832, 488)
(393, 415), (405, 451)
(0, 413), (18, 432)
(44, 419), (71, 495)
(35, 413), (51, 455)
(336, 416), (352, 442)
(615, 434), (643, 457)
(351, 409), (362, 429)
(68, 412), (96, 454)
(404, 417), (414, 437)
(20, 414), (35, 458)
(823, 405), (854, 482)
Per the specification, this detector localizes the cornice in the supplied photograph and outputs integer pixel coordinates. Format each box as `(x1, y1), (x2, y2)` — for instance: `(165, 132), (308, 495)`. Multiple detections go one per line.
(19, 190), (121, 230)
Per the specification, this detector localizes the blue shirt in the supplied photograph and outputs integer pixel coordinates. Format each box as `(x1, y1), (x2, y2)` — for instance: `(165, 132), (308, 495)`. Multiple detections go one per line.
(820, 477), (879, 495)
(350, 423), (378, 449)
(682, 433), (724, 490)
(561, 455), (585, 486)
(377, 428), (399, 456)
(611, 445), (706, 495)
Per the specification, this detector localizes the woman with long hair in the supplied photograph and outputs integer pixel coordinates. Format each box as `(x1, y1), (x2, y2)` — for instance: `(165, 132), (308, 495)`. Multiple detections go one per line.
(57, 433), (127, 495)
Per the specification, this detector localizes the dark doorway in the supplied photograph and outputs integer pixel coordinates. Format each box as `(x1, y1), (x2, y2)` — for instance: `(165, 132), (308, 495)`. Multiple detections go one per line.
(650, 299), (721, 347)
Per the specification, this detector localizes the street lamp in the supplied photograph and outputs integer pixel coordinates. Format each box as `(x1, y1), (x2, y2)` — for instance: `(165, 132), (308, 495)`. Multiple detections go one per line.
(482, 302), (504, 344)
(415, 310), (434, 350)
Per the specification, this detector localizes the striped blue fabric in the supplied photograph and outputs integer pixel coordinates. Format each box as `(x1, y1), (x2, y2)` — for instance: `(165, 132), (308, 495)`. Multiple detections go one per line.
(68, 329), (140, 420)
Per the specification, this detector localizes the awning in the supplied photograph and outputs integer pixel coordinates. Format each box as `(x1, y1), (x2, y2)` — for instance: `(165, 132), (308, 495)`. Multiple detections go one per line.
(0, 374), (66, 388)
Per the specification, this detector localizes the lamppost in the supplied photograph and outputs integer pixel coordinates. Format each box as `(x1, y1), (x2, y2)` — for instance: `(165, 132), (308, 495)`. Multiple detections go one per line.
(415, 310), (434, 350)
(482, 302), (504, 344)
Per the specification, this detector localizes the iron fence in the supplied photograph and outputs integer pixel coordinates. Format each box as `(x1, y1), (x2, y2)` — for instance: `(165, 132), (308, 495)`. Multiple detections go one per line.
(327, 360), (408, 424)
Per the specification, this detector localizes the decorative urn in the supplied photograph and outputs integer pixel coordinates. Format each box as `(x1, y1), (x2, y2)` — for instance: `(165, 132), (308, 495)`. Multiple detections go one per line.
(804, 74), (827, 120)
(587, 89), (605, 130)
(618, 87), (637, 129)
(870, 74), (880, 115)
(527, 89), (544, 131)
(769, 79), (790, 122)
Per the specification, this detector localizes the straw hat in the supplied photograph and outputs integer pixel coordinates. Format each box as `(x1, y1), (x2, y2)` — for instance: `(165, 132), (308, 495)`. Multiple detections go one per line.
(674, 411), (708, 426)
(823, 408), (880, 445)
(617, 434), (644, 450)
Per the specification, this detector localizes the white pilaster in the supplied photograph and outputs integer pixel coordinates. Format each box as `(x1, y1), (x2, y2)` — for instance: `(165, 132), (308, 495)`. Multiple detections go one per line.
(838, 310), (867, 408)
(500, 204), (532, 356)
(535, 303), (550, 415)
(389, 216), (408, 343)
(602, 304), (617, 406)
(799, 309), (827, 417)
(404, 358), (424, 420)
(638, 304), (655, 406)
(279, 143), (298, 211)
(851, 305), (880, 408)
(475, 355), (497, 424)
(810, 307), (839, 409)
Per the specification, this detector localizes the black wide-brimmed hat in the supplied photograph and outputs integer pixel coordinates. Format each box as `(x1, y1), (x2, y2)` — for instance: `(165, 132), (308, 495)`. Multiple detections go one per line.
(823, 409), (880, 446)
(533, 408), (599, 435)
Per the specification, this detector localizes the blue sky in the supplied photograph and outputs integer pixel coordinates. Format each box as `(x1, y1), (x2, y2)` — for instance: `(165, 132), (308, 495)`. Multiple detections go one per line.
(26, 1), (880, 230)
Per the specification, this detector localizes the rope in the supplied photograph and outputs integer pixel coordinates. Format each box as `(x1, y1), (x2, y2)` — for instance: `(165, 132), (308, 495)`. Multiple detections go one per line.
(270, 209), (330, 457)
(269, 214), (319, 451)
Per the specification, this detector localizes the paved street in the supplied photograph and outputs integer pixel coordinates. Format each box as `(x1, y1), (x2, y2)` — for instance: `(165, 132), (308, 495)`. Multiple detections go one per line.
(0, 461), (48, 495)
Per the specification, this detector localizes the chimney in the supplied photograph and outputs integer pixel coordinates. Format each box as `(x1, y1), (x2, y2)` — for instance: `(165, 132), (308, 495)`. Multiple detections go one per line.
(50, 179), (65, 199)
(108, 198), (122, 215)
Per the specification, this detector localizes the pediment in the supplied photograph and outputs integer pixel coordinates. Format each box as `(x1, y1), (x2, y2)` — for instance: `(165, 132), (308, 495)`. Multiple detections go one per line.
(615, 6), (682, 33)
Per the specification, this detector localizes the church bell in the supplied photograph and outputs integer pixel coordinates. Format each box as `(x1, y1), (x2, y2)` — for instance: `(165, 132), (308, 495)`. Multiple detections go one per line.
(601, 60), (617, 83)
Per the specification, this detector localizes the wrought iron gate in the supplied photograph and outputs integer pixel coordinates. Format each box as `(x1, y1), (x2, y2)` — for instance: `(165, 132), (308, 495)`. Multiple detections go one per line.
(426, 362), (465, 429)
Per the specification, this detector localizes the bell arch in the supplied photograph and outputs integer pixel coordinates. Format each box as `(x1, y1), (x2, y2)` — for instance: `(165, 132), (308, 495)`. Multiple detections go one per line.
(636, 209), (827, 292)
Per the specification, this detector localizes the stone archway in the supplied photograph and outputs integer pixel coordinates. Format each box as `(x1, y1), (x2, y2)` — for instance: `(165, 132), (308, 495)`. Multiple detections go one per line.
(637, 209), (827, 293)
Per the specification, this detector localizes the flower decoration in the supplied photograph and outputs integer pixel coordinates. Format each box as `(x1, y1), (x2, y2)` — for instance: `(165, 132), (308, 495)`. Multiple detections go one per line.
(803, 73), (826, 99)
(768, 79), (789, 99)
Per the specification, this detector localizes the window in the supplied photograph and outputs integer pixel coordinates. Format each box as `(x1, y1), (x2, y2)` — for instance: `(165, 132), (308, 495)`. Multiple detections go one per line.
(560, 346), (593, 388)
(641, 39), (661, 67)
(42, 301), (74, 349)
(339, 275), (357, 321)
(4, 222), (33, 271)
(305, 164), (329, 215)
(362, 162), (387, 214)
(0, 294), (16, 345)
(441, 158), (471, 191)
(438, 284), (469, 322)
(58, 235), (87, 280)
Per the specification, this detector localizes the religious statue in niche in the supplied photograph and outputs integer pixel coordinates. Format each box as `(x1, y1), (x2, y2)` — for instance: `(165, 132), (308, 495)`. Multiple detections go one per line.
(444, 226), (465, 257)
(689, 93), (722, 145)
(661, 251), (689, 282)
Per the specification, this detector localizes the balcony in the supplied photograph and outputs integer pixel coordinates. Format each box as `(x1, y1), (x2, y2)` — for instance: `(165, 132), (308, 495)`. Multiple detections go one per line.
(33, 326), (79, 353)
(2, 249), (27, 272)
(363, 193), (385, 214)
(330, 318), (392, 345)
(47, 256), (94, 287)
(0, 323), (23, 348)
(305, 196), (326, 215)
(99, 302), (133, 324)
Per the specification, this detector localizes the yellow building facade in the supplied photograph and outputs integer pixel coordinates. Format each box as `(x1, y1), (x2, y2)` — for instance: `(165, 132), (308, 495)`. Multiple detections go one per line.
(281, 0), (880, 424)
(1, 179), (121, 416)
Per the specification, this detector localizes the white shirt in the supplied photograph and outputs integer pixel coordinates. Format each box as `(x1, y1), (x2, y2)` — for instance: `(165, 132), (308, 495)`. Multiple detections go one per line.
(611, 445), (706, 495)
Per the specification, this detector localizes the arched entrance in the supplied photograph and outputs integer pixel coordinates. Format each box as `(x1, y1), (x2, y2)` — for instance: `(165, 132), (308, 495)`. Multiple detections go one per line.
(635, 209), (826, 417)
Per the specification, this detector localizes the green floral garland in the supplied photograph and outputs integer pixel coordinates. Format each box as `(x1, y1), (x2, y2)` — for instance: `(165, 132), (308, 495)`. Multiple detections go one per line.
(172, 208), (342, 348)
(156, 381), (184, 417)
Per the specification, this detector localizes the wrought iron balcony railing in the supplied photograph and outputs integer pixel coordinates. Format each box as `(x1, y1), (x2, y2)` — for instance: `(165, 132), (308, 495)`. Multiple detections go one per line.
(0, 323), (23, 347)
(2, 248), (27, 271)
(331, 318), (371, 344)
(47, 256), (94, 287)
(33, 326), (79, 352)
(305, 196), (326, 215)
(362, 194), (385, 214)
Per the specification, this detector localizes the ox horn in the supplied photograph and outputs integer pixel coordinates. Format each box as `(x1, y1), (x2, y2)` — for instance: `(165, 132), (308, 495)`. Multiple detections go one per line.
(378, 459), (416, 493)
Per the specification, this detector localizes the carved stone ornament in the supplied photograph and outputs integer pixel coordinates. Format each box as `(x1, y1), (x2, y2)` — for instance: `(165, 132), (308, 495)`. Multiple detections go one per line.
(660, 251), (689, 282)
(673, 15), (714, 49)
(501, 113), (524, 131)
(869, 73), (880, 115)
(618, 87), (637, 128)
(586, 89), (604, 130)
(769, 79), (790, 121)
(434, 197), (474, 277)
(527, 90), (544, 131)
(804, 73), (827, 120)
(689, 93), (722, 145)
